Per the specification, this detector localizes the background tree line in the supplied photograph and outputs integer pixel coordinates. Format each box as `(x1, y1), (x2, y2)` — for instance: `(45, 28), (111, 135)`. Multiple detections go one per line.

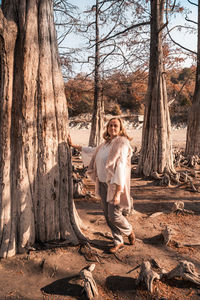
(65, 66), (195, 124)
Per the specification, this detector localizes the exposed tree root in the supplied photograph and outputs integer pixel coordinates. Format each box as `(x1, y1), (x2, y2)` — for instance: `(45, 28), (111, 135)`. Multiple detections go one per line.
(80, 264), (99, 300)
(136, 261), (162, 293)
(151, 169), (179, 187)
(151, 167), (200, 192)
(167, 261), (200, 285)
(72, 165), (88, 198)
(136, 260), (200, 293)
(147, 149), (200, 192)
(67, 263), (99, 300)
(73, 178), (86, 198)
(172, 201), (194, 215)
(174, 150), (200, 168)
(143, 225), (175, 246)
(79, 242), (103, 263)
(161, 225), (174, 245)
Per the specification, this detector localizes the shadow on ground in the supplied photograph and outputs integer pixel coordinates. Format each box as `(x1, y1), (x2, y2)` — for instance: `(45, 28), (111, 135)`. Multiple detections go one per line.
(106, 275), (136, 291)
(41, 276), (87, 299)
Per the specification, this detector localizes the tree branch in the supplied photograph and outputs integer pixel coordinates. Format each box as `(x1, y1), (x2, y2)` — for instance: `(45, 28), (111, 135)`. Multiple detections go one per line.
(100, 20), (150, 44)
(185, 16), (197, 25)
(170, 0), (177, 11)
(158, 21), (168, 33)
(167, 26), (197, 54)
(187, 0), (198, 6)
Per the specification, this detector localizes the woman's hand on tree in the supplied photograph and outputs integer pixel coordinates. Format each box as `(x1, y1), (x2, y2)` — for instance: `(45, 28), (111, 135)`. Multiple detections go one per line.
(67, 135), (82, 151)
(67, 134), (73, 147)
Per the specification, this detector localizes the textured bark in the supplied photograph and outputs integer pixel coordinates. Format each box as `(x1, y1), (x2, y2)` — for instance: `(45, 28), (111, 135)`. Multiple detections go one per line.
(185, 0), (200, 156)
(137, 0), (175, 176)
(136, 261), (161, 293)
(0, 0), (83, 258)
(136, 260), (200, 293)
(89, 0), (104, 147)
(80, 264), (99, 300)
(166, 261), (200, 285)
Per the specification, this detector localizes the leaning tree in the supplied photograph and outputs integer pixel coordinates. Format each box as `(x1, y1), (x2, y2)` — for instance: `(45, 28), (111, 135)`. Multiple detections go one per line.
(185, 0), (200, 156)
(0, 0), (83, 258)
(137, 0), (176, 176)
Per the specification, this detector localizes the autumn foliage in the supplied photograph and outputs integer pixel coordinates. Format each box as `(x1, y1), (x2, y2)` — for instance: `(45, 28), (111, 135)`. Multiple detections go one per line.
(65, 66), (195, 122)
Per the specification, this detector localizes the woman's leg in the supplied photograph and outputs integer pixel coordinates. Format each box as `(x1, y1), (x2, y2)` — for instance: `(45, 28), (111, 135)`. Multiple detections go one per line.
(99, 182), (132, 246)
(108, 203), (132, 245)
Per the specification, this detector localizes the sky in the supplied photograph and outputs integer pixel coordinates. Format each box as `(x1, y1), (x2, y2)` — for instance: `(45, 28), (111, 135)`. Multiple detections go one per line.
(0, 0), (197, 55)
(0, 0), (197, 70)
(169, 0), (197, 53)
(62, 0), (198, 75)
(73, 0), (198, 52)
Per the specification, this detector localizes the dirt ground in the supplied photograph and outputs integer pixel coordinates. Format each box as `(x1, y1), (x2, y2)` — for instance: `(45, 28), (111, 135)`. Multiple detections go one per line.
(0, 123), (200, 300)
(0, 153), (200, 300)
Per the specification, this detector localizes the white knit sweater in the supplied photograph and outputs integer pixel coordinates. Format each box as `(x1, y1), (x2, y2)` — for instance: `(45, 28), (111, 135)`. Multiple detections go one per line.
(82, 136), (132, 208)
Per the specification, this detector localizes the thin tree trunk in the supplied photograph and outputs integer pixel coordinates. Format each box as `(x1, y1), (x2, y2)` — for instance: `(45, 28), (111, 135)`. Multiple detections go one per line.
(0, 0), (83, 258)
(89, 0), (104, 147)
(137, 0), (175, 176)
(185, 0), (200, 156)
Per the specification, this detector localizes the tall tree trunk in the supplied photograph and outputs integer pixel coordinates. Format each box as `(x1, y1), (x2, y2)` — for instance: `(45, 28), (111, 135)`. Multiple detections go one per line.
(89, 0), (104, 147)
(137, 0), (175, 176)
(0, 0), (83, 258)
(185, 0), (200, 156)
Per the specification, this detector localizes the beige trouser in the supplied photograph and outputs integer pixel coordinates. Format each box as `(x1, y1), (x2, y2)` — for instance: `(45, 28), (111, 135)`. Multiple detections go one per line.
(99, 182), (132, 245)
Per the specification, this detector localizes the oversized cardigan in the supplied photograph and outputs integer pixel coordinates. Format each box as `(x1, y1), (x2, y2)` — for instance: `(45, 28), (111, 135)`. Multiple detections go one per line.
(86, 136), (132, 209)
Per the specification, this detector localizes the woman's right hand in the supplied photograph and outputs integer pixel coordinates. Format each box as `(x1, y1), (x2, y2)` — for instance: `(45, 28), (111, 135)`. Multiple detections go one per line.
(67, 134), (73, 147)
(67, 134), (82, 151)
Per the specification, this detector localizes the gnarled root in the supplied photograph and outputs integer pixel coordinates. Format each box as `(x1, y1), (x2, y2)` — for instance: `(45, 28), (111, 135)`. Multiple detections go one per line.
(161, 225), (174, 245)
(136, 260), (200, 294)
(80, 264), (99, 300)
(151, 165), (200, 192)
(172, 201), (194, 215)
(136, 261), (161, 293)
(79, 242), (102, 263)
(151, 168), (179, 187)
(166, 260), (200, 285)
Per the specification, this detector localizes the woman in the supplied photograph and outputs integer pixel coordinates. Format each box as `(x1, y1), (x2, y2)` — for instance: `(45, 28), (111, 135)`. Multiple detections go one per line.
(68, 117), (135, 253)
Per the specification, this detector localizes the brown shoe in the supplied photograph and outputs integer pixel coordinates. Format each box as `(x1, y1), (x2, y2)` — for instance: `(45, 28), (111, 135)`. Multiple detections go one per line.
(128, 231), (135, 245)
(109, 243), (124, 253)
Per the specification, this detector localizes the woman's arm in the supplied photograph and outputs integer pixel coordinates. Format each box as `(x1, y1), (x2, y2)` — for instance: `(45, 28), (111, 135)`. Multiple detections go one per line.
(67, 135), (82, 151)
(113, 184), (122, 206)
(68, 134), (96, 167)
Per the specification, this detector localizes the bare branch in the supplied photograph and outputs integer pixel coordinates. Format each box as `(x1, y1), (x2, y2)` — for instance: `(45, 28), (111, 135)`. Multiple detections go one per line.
(185, 15), (198, 25)
(158, 21), (168, 33)
(170, 0), (177, 11)
(167, 26), (197, 54)
(100, 20), (150, 44)
(187, 0), (198, 6)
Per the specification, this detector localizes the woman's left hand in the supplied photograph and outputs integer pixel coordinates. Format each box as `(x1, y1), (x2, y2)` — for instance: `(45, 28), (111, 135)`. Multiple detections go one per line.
(113, 192), (121, 206)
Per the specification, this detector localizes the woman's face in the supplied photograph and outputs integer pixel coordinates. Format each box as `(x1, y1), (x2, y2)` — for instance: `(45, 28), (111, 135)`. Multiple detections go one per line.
(107, 119), (121, 139)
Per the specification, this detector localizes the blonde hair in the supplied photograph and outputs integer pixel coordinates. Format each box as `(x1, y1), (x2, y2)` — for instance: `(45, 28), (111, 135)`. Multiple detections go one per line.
(103, 117), (132, 142)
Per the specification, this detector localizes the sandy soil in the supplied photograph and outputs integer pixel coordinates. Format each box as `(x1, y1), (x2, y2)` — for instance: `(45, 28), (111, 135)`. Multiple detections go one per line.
(69, 127), (187, 149)
(0, 127), (200, 300)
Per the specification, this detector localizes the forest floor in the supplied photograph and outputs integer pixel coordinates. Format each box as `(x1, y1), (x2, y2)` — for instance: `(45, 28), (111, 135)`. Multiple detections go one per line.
(0, 157), (200, 300)
(0, 124), (200, 300)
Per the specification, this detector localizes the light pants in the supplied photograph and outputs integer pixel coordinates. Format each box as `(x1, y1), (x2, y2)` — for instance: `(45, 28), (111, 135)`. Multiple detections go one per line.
(99, 182), (132, 245)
